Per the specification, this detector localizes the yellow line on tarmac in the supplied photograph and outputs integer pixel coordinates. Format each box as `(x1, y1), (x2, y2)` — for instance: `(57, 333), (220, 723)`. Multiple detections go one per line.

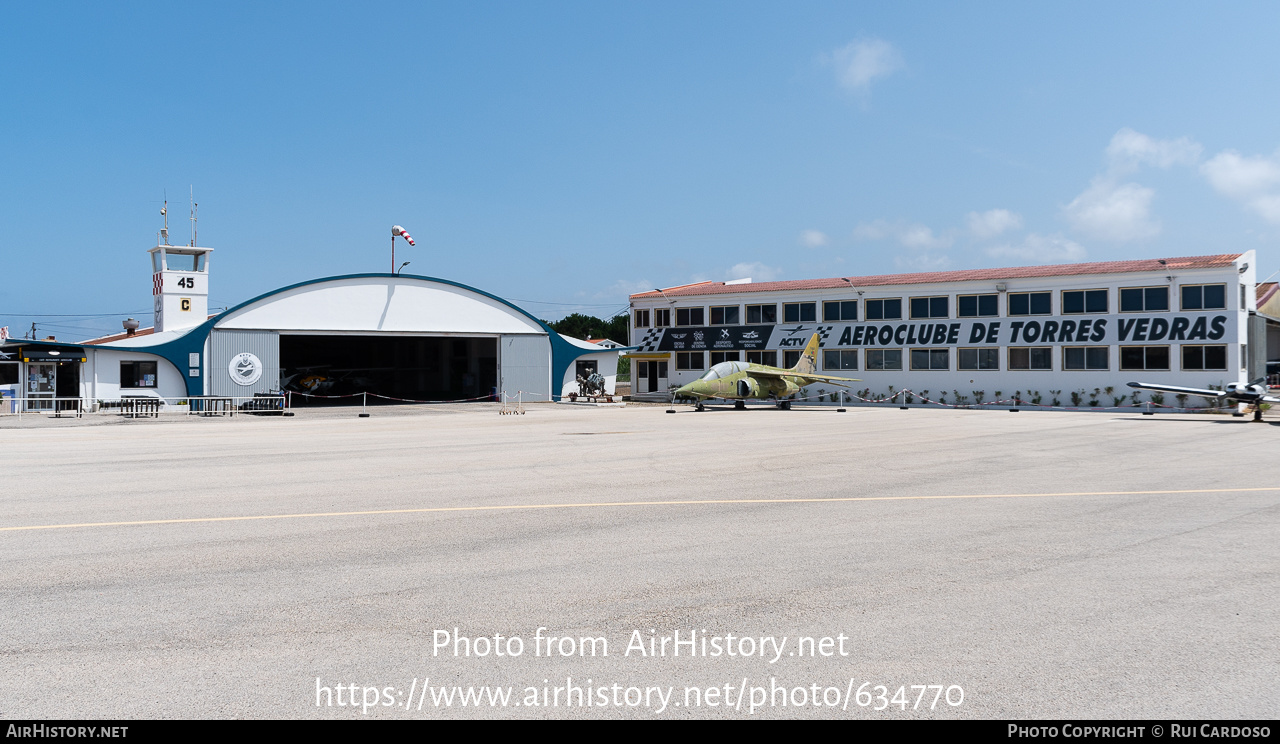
(3, 487), (1279, 534)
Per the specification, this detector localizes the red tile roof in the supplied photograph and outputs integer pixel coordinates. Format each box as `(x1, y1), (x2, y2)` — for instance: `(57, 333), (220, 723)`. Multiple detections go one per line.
(631, 254), (1243, 299)
(1257, 282), (1277, 305)
(82, 327), (157, 345)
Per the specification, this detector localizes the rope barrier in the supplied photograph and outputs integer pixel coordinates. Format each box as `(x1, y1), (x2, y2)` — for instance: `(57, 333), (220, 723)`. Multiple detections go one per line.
(672, 387), (1240, 413)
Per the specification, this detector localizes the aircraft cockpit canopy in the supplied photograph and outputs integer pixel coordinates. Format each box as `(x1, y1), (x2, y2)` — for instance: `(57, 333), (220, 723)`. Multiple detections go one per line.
(699, 361), (750, 381)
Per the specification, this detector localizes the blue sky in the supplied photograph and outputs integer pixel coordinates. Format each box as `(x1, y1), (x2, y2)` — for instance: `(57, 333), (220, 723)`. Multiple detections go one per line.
(3, 2), (1279, 339)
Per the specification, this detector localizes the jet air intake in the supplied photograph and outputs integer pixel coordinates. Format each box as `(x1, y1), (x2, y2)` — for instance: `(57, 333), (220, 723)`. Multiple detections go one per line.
(737, 378), (761, 398)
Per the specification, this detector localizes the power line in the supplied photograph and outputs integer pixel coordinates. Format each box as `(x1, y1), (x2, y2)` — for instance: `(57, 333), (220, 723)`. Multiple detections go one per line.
(0, 311), (150, 318)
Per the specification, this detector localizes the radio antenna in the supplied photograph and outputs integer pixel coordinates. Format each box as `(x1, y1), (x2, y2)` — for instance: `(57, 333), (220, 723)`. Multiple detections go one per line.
(189, 186), (198, 246)
(159, 197), (169, 246)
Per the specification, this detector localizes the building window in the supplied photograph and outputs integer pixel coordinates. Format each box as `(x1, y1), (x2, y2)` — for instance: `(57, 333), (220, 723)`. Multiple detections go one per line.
(121, 361), (158, 388)
(1008, 291), (1051, 316)
(1008, 347), (1052, 371)
(675, 351), (704, 370)
(710, 306), (740, 325)
(634, 309), (650, 328)
(782, 350), (801, 368)
(746, 350), (778, 366)
(865, 298), (902, 320)
(958, 294), (998, 318)
(823, 300), (858, 322)
(1063, 346), (1109, 370)
(910, 348), (950, 371)
(783, 302), (816, 323)
(958, 348), (999, 370)
(1182, 345), (1227, 371)
(654, 308), (671, 327)
(1120, 346), (1170, 371)
(1062, 289), (1108, 314)
(823, 349), (858, 370)
(746, 304), (777, 324)
(0, 362), (18, 385)
(709, 351), (740, 365)
(1120, 287), (1170, 312)
(866, 349), (903, 370)
(675, 307), (704, 326)
(1180, 284), (1226, 311)
(910, 296), (949, 319)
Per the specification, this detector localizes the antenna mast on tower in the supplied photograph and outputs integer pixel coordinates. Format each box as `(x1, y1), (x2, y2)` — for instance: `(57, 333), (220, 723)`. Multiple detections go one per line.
(189, 186), (198, 246)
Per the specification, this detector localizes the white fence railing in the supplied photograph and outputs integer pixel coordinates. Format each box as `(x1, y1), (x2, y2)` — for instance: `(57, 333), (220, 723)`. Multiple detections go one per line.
(0, 395), (286, 418)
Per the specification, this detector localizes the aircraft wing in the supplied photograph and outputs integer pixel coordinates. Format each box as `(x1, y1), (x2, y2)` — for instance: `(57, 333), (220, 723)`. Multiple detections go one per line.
(1126, 381), (1228, 399)
(749, 369), (860, 384)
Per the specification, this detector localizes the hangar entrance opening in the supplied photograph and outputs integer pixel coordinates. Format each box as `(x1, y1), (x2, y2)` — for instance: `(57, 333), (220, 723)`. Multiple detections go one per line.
(280, 335), (497, 404)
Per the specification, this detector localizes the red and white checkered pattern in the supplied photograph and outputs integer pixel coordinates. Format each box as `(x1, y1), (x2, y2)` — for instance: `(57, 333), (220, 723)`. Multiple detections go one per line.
(152, 273), (163, 295)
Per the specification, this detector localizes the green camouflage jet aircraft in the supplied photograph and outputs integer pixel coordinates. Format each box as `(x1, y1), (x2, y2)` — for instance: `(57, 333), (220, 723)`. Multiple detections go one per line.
(674, 333), (859, 410)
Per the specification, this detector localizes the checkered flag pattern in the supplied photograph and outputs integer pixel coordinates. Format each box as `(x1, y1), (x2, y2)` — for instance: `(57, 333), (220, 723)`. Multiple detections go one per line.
(636, 328), (663, 352)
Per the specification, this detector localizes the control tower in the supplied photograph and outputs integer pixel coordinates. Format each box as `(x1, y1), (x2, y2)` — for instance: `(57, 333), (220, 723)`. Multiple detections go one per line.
(148, 203), (212, 333)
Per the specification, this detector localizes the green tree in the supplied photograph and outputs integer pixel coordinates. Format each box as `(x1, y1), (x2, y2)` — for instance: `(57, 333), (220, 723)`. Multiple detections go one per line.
(543, 313), (630, 345)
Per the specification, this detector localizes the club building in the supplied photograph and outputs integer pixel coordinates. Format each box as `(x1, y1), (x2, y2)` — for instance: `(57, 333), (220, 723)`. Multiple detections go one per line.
(628, 252), (1278, 404)
(0, 240), (623, 412)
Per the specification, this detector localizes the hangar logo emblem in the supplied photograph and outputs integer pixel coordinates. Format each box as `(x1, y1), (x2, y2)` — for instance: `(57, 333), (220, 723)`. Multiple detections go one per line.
(228, 352), (263, 386)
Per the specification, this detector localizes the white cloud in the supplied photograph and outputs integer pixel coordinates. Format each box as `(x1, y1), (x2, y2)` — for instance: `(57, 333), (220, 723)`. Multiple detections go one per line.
(1060, 128), (1200, 243)
(851, 219), (893, 241)
(1247, 193), (1280, 223)
(852, 220), (953, 249)
(1201, 150), (1280, 197)
(799, 229), (828, 247)
(1062, 178), (1160, 242)
(986, 233), (1087, 264)
(727, 262), (782, 282)
(1199, 149), (1280, 223)
(966, 209), (1022, 240)
(1106, 128), (1201, 172)
(898, 224), (950, 250)
(893, 253), (952, 271)
(828, 37), (903, 92)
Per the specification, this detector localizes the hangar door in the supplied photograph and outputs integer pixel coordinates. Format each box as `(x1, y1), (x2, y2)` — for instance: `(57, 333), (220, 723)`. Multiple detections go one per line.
(210, 329), (281, 397)
(499, 335), (550, 401)
(279, 335), (498, 403)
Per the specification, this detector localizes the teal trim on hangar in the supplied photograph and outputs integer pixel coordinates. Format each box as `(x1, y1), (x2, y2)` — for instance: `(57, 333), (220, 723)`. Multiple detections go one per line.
(99, 273), (606, 400)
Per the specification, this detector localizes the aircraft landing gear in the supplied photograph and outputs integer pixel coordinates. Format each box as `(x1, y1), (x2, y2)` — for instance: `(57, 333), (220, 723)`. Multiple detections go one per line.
(1253, 405), (1265, 422)
(695, 402), (706, 412)
(735, 400), (746, 410)
(775, 400), (791, 410)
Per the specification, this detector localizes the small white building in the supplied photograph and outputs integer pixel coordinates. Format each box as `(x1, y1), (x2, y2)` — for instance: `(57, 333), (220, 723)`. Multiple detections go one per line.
(628, 253), (1266, 407)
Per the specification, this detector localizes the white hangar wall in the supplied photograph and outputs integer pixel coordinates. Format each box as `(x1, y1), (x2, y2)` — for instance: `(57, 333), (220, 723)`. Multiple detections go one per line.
(629, 253), (1258, 405)
(215, 276), (545, 335)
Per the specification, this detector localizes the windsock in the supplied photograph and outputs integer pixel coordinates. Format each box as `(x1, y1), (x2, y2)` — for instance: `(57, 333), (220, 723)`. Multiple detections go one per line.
(392, 225), (415, 246)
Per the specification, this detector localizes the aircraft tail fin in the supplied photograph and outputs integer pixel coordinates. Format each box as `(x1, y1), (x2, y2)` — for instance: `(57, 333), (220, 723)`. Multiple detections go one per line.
(791, 333), (820, 375)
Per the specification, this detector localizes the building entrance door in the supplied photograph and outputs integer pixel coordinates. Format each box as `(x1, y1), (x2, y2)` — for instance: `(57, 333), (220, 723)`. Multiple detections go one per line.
(27, 363), (54, 411)
(637, 360), (668, 394)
